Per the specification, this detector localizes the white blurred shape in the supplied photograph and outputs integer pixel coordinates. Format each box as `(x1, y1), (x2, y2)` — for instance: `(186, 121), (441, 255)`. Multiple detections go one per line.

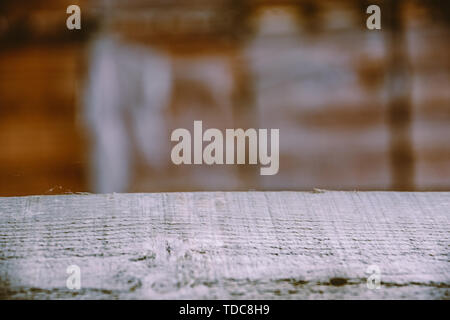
(84, 35), (171, 193)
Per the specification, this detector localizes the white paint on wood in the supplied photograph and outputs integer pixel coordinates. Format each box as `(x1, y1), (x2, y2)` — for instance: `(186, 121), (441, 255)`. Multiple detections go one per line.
(0, 192), (448, 299)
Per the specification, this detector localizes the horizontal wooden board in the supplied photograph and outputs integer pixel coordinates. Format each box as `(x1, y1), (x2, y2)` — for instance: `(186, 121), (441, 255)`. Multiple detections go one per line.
(0, 191), (448, 299)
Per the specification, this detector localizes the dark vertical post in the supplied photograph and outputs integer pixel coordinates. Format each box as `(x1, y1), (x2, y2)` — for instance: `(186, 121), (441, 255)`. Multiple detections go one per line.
(229, 0), (259, 189)
(386, 0), (414, 190)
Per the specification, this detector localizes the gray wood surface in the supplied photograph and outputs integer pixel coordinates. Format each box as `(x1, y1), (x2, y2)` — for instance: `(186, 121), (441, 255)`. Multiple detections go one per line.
(0, 191), (449, 299)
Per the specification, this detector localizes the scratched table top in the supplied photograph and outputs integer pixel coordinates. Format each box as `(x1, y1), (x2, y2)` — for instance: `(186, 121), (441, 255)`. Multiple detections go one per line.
(0, 191), (449, 299)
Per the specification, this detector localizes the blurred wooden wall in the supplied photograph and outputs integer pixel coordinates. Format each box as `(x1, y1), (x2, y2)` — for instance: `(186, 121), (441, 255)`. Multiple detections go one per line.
(0, 0), (89, 196)
(0, 0), (448, 195)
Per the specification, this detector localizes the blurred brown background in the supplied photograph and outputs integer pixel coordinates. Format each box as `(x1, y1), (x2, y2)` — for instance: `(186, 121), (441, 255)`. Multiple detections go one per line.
(0, 0), (449, 196)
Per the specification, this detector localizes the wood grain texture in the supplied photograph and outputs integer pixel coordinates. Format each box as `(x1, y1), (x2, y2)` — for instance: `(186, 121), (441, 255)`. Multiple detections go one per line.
(0, 191), (449, 299)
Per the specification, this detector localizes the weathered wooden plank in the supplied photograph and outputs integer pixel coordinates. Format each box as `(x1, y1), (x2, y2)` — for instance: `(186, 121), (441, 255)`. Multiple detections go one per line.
(0, 191), (448, 299)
